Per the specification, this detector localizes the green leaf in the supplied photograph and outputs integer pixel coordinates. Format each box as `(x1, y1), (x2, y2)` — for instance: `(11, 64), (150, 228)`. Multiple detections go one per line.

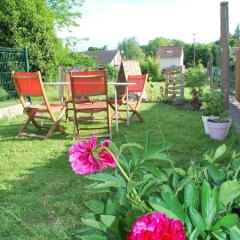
(108, 141), (119, 155)
(145, 152), (173, 163)
(219, 180), (240, 206)
(212, 214), (239, 231)
(116, 188), (126, 205)
(229, 226), (240, 240)
(189, 207), (206, 237)
(212, 144), (227, 162)
(207, 163), (224, 184)
(100, 215), (116, 228)
(189, 228), (200, 240)
(85, 200), (104, 214)
(184, 181), (199, 209)
(80, 235), (107, 240)
(139, 163), (161, 178)
(174, 168), (186, 176)
(140, 178), (158, 196)
(149, 197), (179, 219)
(143, 130), (149, 158)
(201, 180), (218, 229)
(119, 143), (143, 155)
(105, 199), (119, 215)
(81, 218), (101, 230)
(86, 173), (118, 183)
(211, 230), (227, 240)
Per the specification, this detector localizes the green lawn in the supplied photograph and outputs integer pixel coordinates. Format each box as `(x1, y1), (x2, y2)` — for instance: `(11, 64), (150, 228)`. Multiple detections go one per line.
(0, 101), (239, 239)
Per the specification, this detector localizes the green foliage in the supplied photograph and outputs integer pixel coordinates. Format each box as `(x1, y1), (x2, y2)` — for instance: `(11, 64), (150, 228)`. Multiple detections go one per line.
(185, 65), (207, 89)
(185, 65), (207, 110)
(0, 0), (60, 81)
(184, 43), (219, 68)
(0, 87), (9, 101)
(141, 37), (184, 56)
(140, 56), (162, 82)
(57, 47), (98, 70)
(78, 133), (240, 239)
(118, 37), (145, 61)
(88, 45), (108, 51)
(46, 0), (84, 28)
(104, 64), (118, 81)
(201, 91), (224, 116)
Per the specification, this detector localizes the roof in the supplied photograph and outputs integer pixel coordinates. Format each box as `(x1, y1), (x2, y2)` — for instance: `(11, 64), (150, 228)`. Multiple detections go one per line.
(81, 49), (119, 66)
(156, 46), (183, 59)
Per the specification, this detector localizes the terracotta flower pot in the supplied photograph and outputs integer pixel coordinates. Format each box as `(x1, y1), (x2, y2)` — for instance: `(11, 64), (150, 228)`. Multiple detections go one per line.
(207, 118), (232, 141)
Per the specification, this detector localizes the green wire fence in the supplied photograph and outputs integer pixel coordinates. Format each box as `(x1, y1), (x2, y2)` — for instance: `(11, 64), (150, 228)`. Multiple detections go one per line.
(0, 47), (29, 102)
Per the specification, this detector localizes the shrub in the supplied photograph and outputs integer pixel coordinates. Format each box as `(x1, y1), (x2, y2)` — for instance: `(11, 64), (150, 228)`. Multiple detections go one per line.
(184, 64), (207, 110)
(104, 64), (118, 81)
(140, 56), (163, 82)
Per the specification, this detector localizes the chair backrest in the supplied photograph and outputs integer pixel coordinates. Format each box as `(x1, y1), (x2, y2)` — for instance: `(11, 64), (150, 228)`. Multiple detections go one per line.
(70, 70), (107, 97)
(12, 71), (44, 97)
(127, 74), (148, 93)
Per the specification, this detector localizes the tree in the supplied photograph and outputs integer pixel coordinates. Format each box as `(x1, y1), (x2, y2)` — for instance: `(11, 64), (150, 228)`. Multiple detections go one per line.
(118, 37), (145, 61)
(87, 45), (108, 51)
(141, 37), (184, 56)
(184, 43), (217, 68)
(46, 0), (84, 28)
(140, 56), (161, 81)
(0, 0), (60, 80)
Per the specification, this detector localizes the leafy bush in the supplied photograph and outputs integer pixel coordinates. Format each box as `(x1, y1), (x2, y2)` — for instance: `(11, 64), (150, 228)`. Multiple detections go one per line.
(201, 92), (225, 116)
(104, 64), (118, 81)
(0, 87), (9, 101)
(184, 64), (207, 110)
(185, 65), (207, 88)
(70, 134), (240, 239)
(140, 56), (163, 82)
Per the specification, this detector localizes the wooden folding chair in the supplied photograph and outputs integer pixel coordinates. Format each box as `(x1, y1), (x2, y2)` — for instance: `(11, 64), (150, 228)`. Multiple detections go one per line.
(109, 74), (148, 123)
(12, 71), (66, 139)
(65, 72), (91, 122)
(70, 70), (111, 139)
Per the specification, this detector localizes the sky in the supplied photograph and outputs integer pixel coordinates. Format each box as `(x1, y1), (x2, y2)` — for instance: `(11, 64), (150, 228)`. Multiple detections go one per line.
(57, 0), (240, 51)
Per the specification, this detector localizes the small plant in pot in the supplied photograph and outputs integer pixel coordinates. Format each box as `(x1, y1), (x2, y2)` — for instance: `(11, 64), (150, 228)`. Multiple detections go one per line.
(200, 91), (225, 135)
(207, 112), (232, 141)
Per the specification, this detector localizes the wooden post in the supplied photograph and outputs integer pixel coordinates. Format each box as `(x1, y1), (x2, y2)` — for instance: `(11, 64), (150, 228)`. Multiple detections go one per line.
(220, 1), (230, 110)
(236, 48), (240, 102)
(209, 53), (214, 91)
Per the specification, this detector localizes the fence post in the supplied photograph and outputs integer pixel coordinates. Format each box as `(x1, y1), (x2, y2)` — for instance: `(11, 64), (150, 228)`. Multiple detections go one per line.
(236, 48), (240, 102)
(24, 48), (29, 72)
(209, 53), (214, 91)
(220, 1), (230, 110)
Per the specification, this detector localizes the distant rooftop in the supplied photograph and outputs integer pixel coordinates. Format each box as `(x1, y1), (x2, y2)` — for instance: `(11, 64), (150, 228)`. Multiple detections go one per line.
(156, 46), (183, 59)
(81, 49), (119, 66)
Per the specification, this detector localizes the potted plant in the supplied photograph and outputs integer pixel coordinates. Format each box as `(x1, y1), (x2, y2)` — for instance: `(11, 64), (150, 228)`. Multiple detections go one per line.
(200, 91), (225, 135)
(207, 112), (232, 141)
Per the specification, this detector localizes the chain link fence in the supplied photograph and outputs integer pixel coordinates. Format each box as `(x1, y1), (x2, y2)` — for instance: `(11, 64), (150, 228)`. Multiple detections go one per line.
(0, 47), (29, 102)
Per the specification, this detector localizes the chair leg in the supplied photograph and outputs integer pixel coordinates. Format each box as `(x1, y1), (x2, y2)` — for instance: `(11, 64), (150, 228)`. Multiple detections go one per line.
(18, 117), (32, 136)
(129, 104), (144, 122)
(46, 122), (58, 139)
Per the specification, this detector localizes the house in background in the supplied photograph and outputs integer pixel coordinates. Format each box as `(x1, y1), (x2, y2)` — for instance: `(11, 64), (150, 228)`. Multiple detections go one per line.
(81, 49), (122, 69)
(156, 46), (184, 71)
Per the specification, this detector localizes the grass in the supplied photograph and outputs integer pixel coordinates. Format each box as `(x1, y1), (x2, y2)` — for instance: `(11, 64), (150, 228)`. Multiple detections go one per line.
(1, 100), (239, 239)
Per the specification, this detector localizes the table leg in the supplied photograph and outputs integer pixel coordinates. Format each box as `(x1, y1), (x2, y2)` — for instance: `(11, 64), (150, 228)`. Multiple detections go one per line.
(126, 86), (129, 126)
(59, 84), (64, 104)
(114, 86), (118, 132)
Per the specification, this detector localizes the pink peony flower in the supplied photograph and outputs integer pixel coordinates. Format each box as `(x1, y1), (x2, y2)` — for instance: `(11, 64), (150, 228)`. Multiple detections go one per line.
(69, 135), (117, 175)
(128, 212), (186, 240)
